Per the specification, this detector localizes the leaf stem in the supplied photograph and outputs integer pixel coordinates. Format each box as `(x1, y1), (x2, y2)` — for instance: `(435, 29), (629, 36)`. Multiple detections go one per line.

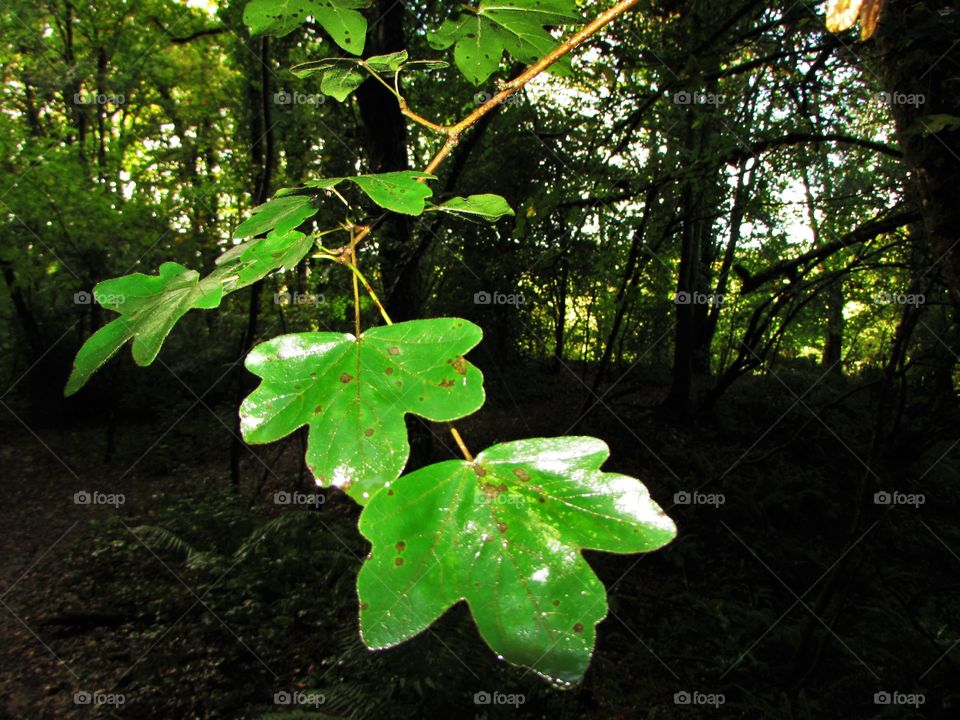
(344, 260), (392, 326)
(449, 425), (474, 462)
(352, 266), (361, 337)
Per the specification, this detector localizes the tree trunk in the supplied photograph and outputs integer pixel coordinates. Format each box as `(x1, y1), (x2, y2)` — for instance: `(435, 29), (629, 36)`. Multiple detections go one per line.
(876, 1), (960, 303)
(355, 0), (417, 320)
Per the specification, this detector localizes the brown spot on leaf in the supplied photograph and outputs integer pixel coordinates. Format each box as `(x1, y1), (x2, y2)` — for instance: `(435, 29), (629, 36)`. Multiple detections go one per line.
(360, 602), (369, 610)
(340, 373), (353, 383)
(387, 489), (395, 496)
(395, 557), (404, 566)
(396, 381), (402, 388)
(474, 464), (487, 478)
(552, 600), (560, 607)
(396, 541), (406, 553)
(453, 357), (469, 375)
(388, 346), (401, 356)
(573, 622), (584, 633)
(364, 428), (374, 437)
(314, 404), (323, 414)
(497, 522), (508, 533)
(385, 367), (394, 375)
(439, 378), (455, 388)
(513, 468), (531, 482)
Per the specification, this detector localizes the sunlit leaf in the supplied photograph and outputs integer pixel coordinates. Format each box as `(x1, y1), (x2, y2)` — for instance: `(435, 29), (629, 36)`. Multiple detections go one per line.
(240, 319), (485, 503)
(430, 194), (515, 221)
(357, 436), (677, 683)
(214, 229), (316, 291)
(826, 0), (884, 39)
(234, 195), (319, 239)
(243, 0), (370, 54)
(290, 172), (436, 215)
(350, 172), (435, 215)
(428, 0), (581, 85)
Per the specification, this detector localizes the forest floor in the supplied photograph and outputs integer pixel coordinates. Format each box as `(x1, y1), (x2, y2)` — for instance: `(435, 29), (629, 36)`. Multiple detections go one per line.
(0, 361), (956, 719)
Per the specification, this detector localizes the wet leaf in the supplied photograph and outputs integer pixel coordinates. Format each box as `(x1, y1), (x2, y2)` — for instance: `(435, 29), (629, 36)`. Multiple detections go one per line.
(357, 437), (677, 683)
(240, 319), (485, 503)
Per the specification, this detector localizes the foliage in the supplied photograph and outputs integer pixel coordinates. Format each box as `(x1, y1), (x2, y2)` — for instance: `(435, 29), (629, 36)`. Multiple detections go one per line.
(56, 0), (678, 685)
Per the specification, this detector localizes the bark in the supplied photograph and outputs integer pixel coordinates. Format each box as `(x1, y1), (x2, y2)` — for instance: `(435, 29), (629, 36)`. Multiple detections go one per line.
(354, 0), (416, 320)
(230, 37), (275, 486)
(876, 1), (960, 302)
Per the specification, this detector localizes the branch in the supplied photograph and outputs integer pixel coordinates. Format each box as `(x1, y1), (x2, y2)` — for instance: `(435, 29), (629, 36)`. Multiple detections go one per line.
(736, 210), (920, 293)
(730, 132), (902, 161)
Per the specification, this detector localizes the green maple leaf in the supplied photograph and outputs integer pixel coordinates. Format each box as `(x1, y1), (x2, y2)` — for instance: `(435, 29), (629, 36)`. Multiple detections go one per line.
(291, 52), (446, 103)
(320, 65), (367, 102)
(429, 194), (515, 221)
(65, 263), (224, 395)
(291, 171), (436, 215)
(428, 0), (581, 85)
(240, 319), (486, 503)
(234, 195), (320, 240)
(214, 229), (316, 291)
(244, 0), (370, 55)
(357, 437), (677, 683)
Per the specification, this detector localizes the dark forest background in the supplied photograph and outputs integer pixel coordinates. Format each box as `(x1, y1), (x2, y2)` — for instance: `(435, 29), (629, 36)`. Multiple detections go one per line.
(1, 0), (959, 718)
